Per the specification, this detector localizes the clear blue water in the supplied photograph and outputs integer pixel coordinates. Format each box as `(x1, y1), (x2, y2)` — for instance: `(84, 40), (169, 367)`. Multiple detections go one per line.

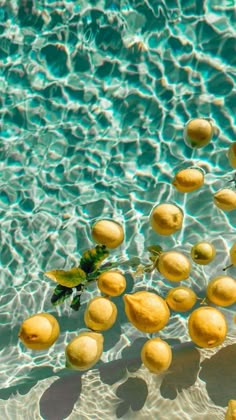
(0, 1), (236, 419)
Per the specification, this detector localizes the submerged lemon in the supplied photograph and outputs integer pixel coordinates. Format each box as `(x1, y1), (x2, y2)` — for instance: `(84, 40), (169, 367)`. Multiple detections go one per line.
(166, 286), (197, 312)
(214, 189), (236, 211)
(206, 276), (236, 307)
(65, 332), (104, 371)
(172, 168), (204, 193)
(97, 270), (126, 296)
(123, 291), (170, 333)
(141, 338), (172, 374)
(84, 296), (117, 331)
(191, 241), (216, 265)
(228, 142), (236, 168)
(18, 313), (60, 351)
(184, 118), (213, 148)
(225, 400), (236, 420)
(158, 251), (191, 282)
(91, 219), (124, 249)
(188, 306), (227, 348)
(150, 203), (183, 236)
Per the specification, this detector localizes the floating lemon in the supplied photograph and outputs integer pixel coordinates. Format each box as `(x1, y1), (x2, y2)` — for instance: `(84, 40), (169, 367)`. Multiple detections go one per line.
(158, 251), (191, 282)
(91, 219), (124, 249)
(18, 313), (60, 351)
(228, 142), (236, 168)
(172, 168), (204, 193)
(84, 296), (117, 331)
(97, 270), (126, 296)
(188, 306), (227, 348)
(184, 118), (213, 148)
(191, 241), (216, 265)
(123, 291), (170, 333)
(225, 400), (236, 420)
(141, 338), (172, 374)
(65, 332), (104, 371)
(166, 286), (197, 312)
(150, 203), (183, 236)
(224, 243), (236, 271)
(206, 276), (236, 307)
(214, 189), (236, 211)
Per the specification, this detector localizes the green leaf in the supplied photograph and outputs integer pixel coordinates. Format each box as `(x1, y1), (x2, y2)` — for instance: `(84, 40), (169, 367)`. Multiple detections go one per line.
(70, 294), (81, 311)
(45, 267), (86, 288)
(51, 285), (73, 306)
(147, 245), (163, 255)
(79, 245), (109, 274)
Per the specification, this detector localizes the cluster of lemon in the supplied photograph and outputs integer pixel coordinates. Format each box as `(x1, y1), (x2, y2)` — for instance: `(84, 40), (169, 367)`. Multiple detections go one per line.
(18, 118), (236, 380)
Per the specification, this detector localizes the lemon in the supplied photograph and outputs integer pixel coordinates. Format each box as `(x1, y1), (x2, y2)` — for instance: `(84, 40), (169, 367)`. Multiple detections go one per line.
(206, 275), (236, 307)
(191, 242), (216, 265)
(65, 332), (103, 371)
(166, 286), (197, 312)
(158, 251), (191, 282)
(97, 270), (126, 296)
(18, 313), (60, 351)
(230, 243), (236, 266)
(141, 338), (172, 374)
(188, 306), (227, 348)
(214, 189), (236, 211)
(228, 142), (236, 168)
(150, 203), (183, 236)
(123, 291), (170, 333)
(184, 118), (213, 148)
(225, 400), (236, 420)
(172, 168), (204, 193)
(84, 296), (117, 331)
(91, 219), (124, 249)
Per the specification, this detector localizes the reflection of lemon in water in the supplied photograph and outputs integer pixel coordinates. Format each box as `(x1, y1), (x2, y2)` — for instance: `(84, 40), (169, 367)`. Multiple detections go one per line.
(158, 251), (191, 282)
(166, 286), (197, 312)
(141, 338), (172, 374)
(123, 291), (170, 333)
(91, 219), (124, 249)
(214, 189), (236, 211)
(84, 296), (117, 331)
(65, 332), (103, 371)
(172, 168), (204, 193)
(18, 313), (60, 350)
(225, 400), (236, 420)
(150, 203), (183, 235)
(97, 271), (126, 296)
(188, 306), (227, 348)
(184, 118), (213, 148)
(191, 241), (216, 265)
(206, 276), (236, 307)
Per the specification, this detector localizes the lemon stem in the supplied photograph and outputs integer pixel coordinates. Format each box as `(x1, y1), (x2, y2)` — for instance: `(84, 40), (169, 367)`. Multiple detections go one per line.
(222, 264), (233, 271)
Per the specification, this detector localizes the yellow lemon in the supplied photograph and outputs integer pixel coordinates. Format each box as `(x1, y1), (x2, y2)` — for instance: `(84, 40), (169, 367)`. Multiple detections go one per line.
(230, 243), (236, 266)
(214, 189), (236, 211)
(166, 286), (197, 312)
(65, 332), (103, 371)
(158, 251), (191, 282)
(225, 400), (236, 420)
(91, 219), (124, 249)
(228, 142), (236, 168)
(141, 338), (172, 374)
(188, 306), (227, 348)
(184, 118), (213, 148)
(97, 270), (126, 296)
(191, 241), (216, 265)
(123, 291), (170, 333)
(172, 168), (204, 193)
(150, 203), (183, 236)
(84, 296), (117, 331)
(18, 313), (60, 351)
(206, 276), (236, 307)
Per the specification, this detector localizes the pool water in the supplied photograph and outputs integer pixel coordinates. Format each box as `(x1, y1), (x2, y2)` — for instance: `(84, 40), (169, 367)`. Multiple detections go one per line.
(0, 1), (236, 419)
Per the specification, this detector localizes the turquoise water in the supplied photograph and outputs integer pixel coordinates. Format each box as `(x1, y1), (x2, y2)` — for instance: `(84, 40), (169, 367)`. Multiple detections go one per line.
(0, 1), (236, 419)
